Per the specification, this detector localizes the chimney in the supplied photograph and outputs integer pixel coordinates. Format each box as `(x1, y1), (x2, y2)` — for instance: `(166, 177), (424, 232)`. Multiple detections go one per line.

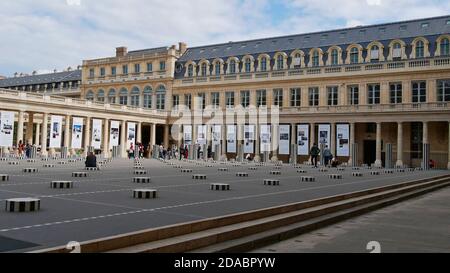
(19, 73), (24, 77)
(32, 71), (37, 75)
(54, 69), (58, 73)
(178, 42), (187, 55)
(77, 65), (81, 70)
(14, 72), (18, 78)
(67, 66), (72, 72)
(116, 46), (128, 57)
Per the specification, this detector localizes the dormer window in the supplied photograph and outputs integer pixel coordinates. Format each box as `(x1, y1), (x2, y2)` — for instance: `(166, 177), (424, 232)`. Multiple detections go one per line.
(229, 60), (236, 74)
(416, 40), (425, 58)
(276, 55), (284, 70)
(261, 57), (267, 72)
(370, 45), (380, 61)
(245, 58), (251, 73)
(293, 53), (301, 68)
(201, 63), (207, 76)
(331, 49), (339, 66)
(350, 47), (359, 64)
(312, 51), (319, 67)
(215, 61), (221, 75)
(187, 64), (194, 77)
(393, 43), (402, 59)
(441, 38), (450, 56)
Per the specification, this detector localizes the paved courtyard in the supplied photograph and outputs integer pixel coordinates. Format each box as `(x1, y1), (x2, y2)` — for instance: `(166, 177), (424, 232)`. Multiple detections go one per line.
(0, 157), (447, 253)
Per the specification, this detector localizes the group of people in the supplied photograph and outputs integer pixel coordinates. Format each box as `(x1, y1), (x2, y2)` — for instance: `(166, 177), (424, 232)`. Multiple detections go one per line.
(309, 143), (339, 168)
(17, 140), (36, 158)
(127, 142), (145, 159)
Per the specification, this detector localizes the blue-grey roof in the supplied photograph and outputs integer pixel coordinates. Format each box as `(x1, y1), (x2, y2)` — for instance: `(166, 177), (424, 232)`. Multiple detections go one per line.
(128, 47), (169, 56)
(0, 70), (81, 88)
(178, 15), (450, 62)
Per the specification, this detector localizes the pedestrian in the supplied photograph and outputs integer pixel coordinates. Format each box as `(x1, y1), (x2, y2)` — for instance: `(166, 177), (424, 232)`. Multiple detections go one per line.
(310, 143), (320, 168)
(323, 146), (332, 167)
(128, 143), (134, 159)
(85, 152), (97, 168)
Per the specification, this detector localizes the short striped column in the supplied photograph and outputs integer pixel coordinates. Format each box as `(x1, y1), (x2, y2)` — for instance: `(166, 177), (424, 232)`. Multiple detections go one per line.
(0, 174), (9, 181)
(264, 179), (280, 186)
(5, 198), (41, 212)
(23, 168), (38, 173)
(51, 181), (74, 189)
(210, 183), (230, 191)
(133, 189), (158, 199)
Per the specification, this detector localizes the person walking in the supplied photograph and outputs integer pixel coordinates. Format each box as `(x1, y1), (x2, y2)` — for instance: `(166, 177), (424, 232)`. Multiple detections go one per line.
(128, 143), (134, 159)
(322, 145), (332, 167)
(310, 143), (320, 168)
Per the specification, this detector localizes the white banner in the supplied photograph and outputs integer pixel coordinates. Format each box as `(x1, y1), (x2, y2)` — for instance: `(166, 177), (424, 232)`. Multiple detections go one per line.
(244, 125), (255, 154)
(212, 125), (221, 152)
(318, 124), (331, 148)
(227, 125), (236, 153)
(109, 121), (119, 149)
(184, 125), (192, 146)
(260, 125), (271, 152)
(91, 119), (102, 149)
(0, 111), (15, 147)
(336, 124), (350, 157)
(127, 122), (136, 149)
(71, 117), (83, 149)
(197, 125), (207, 145)
(49, 115), (63, 148)
(279, 125), (290, 155)
(297, 124), (309, 156)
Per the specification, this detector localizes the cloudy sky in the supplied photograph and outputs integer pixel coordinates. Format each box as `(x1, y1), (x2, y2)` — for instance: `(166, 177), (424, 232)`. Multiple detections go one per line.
(0, 0), (449, 76)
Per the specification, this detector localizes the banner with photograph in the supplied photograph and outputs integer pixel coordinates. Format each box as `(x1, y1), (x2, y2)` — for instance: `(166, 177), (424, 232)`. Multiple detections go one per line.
(109, 121), (119, 149)
(197, 125), (207, 145)
(244, 125), (255, 154)
(336, 124), (350, 157)
(227, 125), (237, 153)
(127, 122), (136, 149)
(0, 111), (15, 147)
(91, 119), (102, 149)
(183, 125), (192, 146)
(297, 124), (309, 156)
(279, 125), (290, 155)
(212, 125), (221, 152)
(260, 125), (272, 153)
(318, 124), (331, 149)
(49, 115), (63, 148)
(71, 117), (83, 149)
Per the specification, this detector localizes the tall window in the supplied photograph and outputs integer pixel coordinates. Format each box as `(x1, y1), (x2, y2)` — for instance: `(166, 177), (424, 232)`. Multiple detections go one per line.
(215, 62), (221, 75)
(276, 55), (284, 70)
(367, 84), (380, 105)
(393, 43), (402, 59)
(122, 65), (128, 75)
(327, 86), (338, 106)
(211, 92), (220, 108)
(412, 81), (427, 103)
(261, 57), (267, 72)
(293, 54), (302, 68)
(147, 63), (153, 72)
(410, 122), (423, 159)
(390, 83), (402, 104)
(156, 85), (166, 110)
(185, 94), (192, 110)
(309, 87), (319, 106)
(100, 67), (106, 77)
(273, 89), (283, 107)
(143, 86), (152, 108)
(160, 61), (166, 71)
(370, 45), (380, 62)
(130, 87), (140, 106)
(312, 51), (319, 67)
(416, 40), (425, 58)
(97, 90), (105, 102)
(198, 93), (206, 110)
(134, 64), (140, 73)
(241, 90), (250, 108)
(441, 38), (450, 56)
(290, 88), (301, 107)
(89, 69), (95, 78)
(226, 92), (235, 108)
(348, 86), (359, 105)
(229, 60), (236, 74)
(86, 90), (94, 101)
(172, 95), (179, 108)
(111, 67), (117, 76)
(187, 64), (194, 77)
(437, 79), (450, 102)
(350, 47), (359, 64)
(245, 58), (252, 73)
(119, 88), (128, 105)
(108, 89), (116, 104)
(256, 90), (267, 107)
(201, 63), (207, 76)
(331, 49), (338, 66)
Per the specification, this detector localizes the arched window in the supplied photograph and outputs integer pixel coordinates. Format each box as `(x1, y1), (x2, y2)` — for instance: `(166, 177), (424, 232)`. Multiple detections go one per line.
(350, 47), (359, 64)
(143, 86), (152, 108)
(97, 89), (105, 103)
(370, 45), (380, 62)
(312, 51), (319, 67)
(156, 85), (166, 110)
(331, 49), (339, 66)
(276, 55), (284, 70)
(215, 61), (221, 75)
(293, 53), (302, 68)
(245, 58), (251, 73)
(229, 60), (236, 74)
(416, 40), (424, 58)
(393, 43), (402, 59)
(86, 90), (94, 101)
(108, 89), (116, 104)
(187, 64), (194, 77)
(261, 57), (267, 71)
(441, 38), (450, 56)
(130, 87), (140, 106)
(201, 63), (207, 76)
(119, 88), (128, 105)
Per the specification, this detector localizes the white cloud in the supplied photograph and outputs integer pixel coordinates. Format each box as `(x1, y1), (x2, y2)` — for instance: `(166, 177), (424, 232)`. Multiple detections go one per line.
(0, 0), (449, 76)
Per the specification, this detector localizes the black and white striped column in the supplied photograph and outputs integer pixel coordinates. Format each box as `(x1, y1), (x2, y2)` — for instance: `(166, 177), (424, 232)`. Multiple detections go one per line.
(5, 198), (40, 212)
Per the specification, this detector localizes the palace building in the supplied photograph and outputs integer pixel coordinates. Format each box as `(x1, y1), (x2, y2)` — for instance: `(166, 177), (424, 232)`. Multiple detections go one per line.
(1, 15), (450, 168)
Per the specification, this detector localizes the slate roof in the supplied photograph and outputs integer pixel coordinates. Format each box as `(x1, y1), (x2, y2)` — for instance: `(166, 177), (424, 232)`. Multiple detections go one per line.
(127, 47), (169, 57)
(178, 15), (450, 62)
(0, 70), (81, 88)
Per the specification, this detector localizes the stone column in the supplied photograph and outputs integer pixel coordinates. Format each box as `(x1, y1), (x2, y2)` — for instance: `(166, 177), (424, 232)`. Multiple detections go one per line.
(330, 122), (336, 157)
(374, 122), (382, 168)
(17, 110), (25, 146)
(221, 124), (227, 160)
(151, 123), (157, 146)
(271, 124), (279, 162)
(164, 124), (170, 148)
(41, 113), (48, 157)
(309, 123), (316, 162)
(121, 120), (127, 158)
(423, 121), (429, 144)
(254, 124), (261, 162)
(348, 122), (355, 165)
(64, 115), (71, 149)
(84, 117), (91, 156)
(137, 121), (142, 144)
(103, 119), (110, 158)
(396, 122), (404, 167)
(291, 123), (297, 163)
(26, 112), (34, 145)
(35, 122), (40, 146)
